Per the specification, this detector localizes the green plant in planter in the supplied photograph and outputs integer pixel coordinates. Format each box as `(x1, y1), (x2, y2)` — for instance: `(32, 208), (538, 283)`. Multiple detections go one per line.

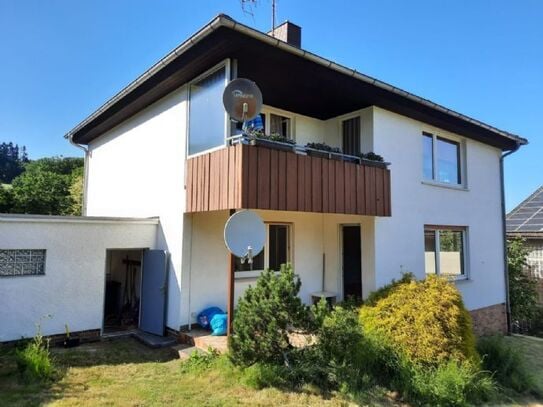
(305, 142), (341, 153)
(247, 130), (295, 145)
(357, 152), (385, 162)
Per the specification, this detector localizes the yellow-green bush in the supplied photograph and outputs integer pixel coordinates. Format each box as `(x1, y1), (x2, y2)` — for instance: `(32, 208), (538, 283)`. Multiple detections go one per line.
(360, 275), (477, 366)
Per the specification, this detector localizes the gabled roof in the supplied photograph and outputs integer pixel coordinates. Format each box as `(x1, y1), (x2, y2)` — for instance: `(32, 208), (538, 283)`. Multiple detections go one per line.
(507, 186), (543, 235)
(66, 14), (527, 151)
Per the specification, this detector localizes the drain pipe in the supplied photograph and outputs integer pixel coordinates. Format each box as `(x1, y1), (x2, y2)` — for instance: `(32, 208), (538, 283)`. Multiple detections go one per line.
(500, 142), (521, 334)
(66, 135), (90, 216)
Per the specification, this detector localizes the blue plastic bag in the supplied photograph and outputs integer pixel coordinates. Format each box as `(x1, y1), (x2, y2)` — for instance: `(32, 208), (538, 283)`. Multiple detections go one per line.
(197, 307), (223, 329)
(210, 313), (228, 336)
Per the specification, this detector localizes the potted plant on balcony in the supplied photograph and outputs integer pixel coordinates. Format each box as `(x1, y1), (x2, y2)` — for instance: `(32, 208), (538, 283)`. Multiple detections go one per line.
(356, 151), (387, 167)
(305, 142), (342, 160)
(248, 130), (296, 152)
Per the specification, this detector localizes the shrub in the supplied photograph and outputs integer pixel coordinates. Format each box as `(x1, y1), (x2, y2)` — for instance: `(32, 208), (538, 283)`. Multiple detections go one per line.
(180, 347), (221, 374)
(363, 272), (414, 307)
(229, 264), (310, 367)
(15, 328), (54, 382)
(241, 362), (291, 389)
(314, 306), (365, 389)
(360, 275), (477, 366)
(406, 359), (496, 406)
(508, 237), (539, 323)
(477, 336), (537, 395)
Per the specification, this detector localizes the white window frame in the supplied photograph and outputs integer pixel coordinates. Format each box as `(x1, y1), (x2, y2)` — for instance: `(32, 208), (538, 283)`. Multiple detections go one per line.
(424, 225), (469, 281)
(186, 59), (231, 159)
(261, 106), (296, 141)
(422, 131), (467, 189)
(235, 222), (293, 279)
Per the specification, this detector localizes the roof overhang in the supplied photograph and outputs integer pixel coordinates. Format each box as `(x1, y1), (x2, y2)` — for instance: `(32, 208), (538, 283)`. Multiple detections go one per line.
(66, 14), (527, 151)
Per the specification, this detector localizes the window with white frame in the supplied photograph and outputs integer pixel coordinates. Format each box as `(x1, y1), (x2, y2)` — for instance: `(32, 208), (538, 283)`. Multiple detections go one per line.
(424, 226), (466, 279)
(0, 249), (46, 277)
(188, 63), (228, 156)
(269, 114), (292, 138)
(422, 132), (462, 185)
(235, 223), (291, 273)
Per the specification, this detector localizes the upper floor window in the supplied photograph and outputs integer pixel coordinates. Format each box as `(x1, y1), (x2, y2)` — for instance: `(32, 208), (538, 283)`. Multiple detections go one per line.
(235, 223), (291, 272)
(270, 114), (291, 138)
(422, 132), (462, 185)
(342, 116), (361, 156)
(424, 226), (466, 279)
(188, 64), (227, 156)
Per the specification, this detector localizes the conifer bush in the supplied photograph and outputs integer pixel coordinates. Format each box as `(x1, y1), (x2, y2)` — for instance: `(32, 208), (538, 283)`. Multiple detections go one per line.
(360, 275), (477, 366)
(229, 264), (310, 367)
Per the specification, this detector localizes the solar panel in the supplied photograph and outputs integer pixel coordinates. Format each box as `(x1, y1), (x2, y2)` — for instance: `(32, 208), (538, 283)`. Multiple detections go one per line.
(506, 186), (543, 233)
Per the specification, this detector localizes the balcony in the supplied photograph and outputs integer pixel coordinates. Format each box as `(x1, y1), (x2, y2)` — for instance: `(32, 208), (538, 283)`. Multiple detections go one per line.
(185, 138), (391, 216)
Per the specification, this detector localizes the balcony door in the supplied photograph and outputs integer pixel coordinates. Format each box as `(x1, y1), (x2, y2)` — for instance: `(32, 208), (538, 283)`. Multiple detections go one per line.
(342, 116), (361, 156)
(342, 225), (362, 299)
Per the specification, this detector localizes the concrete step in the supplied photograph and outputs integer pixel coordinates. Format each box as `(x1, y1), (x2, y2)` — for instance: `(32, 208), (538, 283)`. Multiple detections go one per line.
(133, 330), (177, 348)
(178, 328), (228, 353)
(172, 344), (208, 360)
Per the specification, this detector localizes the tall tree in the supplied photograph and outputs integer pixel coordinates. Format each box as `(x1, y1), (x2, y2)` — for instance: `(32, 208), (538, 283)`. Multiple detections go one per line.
(0, 142), (29, 183)
(8, 157), (84, 215)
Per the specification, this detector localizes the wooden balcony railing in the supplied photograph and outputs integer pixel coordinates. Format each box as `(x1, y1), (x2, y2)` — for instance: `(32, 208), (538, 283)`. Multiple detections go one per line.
(185, 142), (391, 216)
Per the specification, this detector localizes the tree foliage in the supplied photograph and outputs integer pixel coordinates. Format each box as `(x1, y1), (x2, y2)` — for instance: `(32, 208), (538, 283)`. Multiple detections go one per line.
(360, 275), (478, 366)
(229, 264), (310, 367)
(1, 156), (84, 215)
(0, 142), (29, 183)
(508, 237), (539, 322)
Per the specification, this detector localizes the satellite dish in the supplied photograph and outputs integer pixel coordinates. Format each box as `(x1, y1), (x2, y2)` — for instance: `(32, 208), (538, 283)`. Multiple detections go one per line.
(223, 78), (263, 122)
(224, 210), (265, 260)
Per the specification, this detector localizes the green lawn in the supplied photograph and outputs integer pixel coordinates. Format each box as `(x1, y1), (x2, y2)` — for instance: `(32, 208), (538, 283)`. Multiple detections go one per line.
(1, 336), (542, 406)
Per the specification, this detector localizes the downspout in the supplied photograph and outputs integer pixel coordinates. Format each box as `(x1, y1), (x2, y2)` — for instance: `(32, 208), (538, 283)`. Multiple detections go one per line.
(67, 135), (89, 216)
(500, 142), (521, 334)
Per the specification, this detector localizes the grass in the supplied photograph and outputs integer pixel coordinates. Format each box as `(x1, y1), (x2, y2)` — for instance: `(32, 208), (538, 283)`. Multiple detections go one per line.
(0, 336), (542, 406)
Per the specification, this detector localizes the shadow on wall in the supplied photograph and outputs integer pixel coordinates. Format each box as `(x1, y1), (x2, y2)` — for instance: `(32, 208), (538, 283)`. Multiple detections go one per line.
(155, 224), (181, 331)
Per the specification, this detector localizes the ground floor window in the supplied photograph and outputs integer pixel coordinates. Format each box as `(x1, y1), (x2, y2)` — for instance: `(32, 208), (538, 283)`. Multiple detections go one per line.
(235, 223), (291, 273)
(424, 226), (466, 279)
(0, 249), (46, 276)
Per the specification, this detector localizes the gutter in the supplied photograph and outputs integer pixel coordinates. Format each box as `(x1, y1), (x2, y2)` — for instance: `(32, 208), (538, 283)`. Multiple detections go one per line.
(500, 142), (522, 334)
(67, 135), (90, 216)
(65, 14), (527, 148)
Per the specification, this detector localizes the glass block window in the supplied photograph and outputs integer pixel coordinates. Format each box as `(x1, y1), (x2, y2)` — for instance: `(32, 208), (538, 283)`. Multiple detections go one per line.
(0, 249), (46, 277)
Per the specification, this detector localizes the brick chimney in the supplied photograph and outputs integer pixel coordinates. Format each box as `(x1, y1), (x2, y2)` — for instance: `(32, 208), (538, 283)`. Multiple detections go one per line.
(268, 21), (302, 48)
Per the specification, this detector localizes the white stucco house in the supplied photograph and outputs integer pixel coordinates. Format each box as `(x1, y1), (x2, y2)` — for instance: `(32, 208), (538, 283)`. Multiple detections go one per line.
(1, 14), (527, 342)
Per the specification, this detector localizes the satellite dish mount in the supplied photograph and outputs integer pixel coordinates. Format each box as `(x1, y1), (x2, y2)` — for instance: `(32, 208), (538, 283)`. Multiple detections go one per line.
(224, 210), (265, 267)
(223, 78), (263, 128)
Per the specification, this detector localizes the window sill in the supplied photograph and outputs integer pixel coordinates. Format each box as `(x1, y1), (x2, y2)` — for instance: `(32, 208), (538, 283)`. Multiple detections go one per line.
(421, 180), (469, 192)
(235, 270), (283, 281)
(451, 276), (470, 283)
(426, 273), (469, 282)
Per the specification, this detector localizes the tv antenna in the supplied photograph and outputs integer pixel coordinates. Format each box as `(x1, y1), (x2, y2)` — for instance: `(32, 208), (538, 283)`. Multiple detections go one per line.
(240, 0), (278, 34)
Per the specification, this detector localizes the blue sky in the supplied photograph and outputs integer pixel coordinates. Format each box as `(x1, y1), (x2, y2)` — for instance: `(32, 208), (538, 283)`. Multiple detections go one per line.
(0, 1), (541, 210)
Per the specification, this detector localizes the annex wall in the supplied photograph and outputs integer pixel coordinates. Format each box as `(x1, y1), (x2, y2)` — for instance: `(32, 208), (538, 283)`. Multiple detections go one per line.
(86, 86), (188, 330)
(371, 106), (506, 311)
(0, 216), (157, 342)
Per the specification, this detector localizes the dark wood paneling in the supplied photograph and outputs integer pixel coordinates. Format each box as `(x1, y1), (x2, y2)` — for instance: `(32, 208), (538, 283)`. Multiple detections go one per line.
(185, 143), (391, 216)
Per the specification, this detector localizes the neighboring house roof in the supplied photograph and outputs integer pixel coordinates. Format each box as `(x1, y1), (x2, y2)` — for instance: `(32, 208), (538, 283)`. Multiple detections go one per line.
(507, 186), (543, 236)
(65, 14), (527, 150)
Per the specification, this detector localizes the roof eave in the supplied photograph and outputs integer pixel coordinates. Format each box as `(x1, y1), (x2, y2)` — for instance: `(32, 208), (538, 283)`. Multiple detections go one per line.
(66, 13), (528, 150)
